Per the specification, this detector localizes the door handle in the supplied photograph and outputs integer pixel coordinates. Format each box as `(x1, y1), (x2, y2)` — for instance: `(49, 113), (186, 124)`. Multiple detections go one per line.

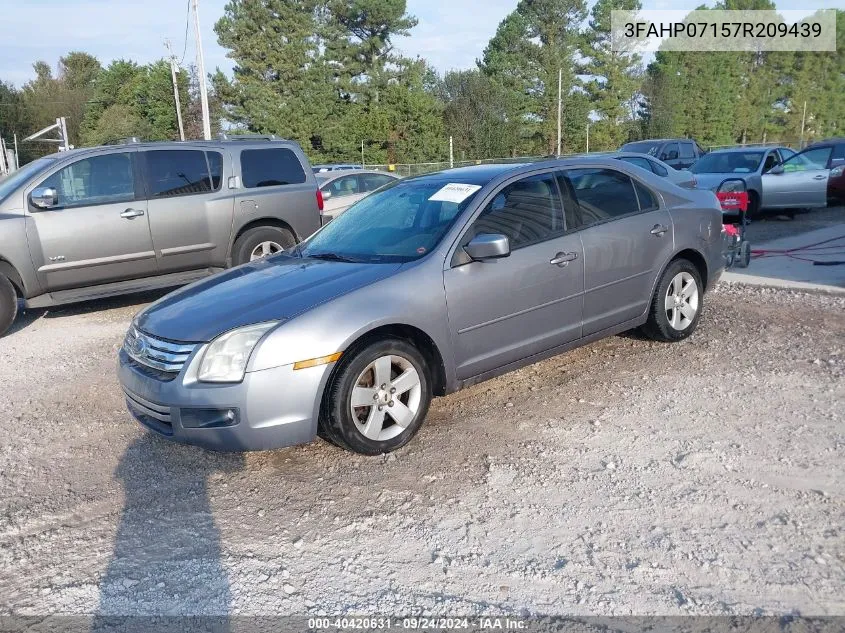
(650, 224), (669, 236)
(120, 208), (145, 219)
(813, 174), (827, 180)
(550, 251), (577, 267)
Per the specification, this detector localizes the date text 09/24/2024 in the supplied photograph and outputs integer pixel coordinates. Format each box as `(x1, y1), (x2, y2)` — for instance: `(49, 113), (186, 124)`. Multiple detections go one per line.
(307, 617), (527, 630)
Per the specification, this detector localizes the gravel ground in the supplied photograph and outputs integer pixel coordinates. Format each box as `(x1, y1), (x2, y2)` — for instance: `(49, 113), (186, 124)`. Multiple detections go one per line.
(0, 283), (843, 618)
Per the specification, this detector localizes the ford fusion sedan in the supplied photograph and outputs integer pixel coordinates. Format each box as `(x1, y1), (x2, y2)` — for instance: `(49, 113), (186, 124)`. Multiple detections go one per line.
(118, 158), (725, 455)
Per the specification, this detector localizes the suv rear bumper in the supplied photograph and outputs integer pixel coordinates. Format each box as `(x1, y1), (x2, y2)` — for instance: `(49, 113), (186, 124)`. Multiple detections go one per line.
(117, 348), (329, 451)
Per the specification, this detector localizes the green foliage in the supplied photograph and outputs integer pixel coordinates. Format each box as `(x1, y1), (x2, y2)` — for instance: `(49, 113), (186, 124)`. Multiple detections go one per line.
(480, 0), (589, 155)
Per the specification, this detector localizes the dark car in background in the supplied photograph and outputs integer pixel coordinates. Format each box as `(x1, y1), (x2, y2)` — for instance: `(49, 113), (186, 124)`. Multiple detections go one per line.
(805, 138), (845, 204)
(620, 139), (707, 170)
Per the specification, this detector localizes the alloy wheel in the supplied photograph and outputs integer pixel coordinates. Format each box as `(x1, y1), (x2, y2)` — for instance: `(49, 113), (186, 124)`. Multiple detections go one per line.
(250, 241), (283, 261)
(664, 272), (699, 331)
(350, 355), (422, 441)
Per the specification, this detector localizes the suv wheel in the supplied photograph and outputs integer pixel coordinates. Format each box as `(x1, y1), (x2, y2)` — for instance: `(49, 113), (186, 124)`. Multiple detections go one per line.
(320, 338), (432, 455)
(232, 226), (296, 266)
(642, 259), (703, 342)
(0, 275), (18, 338)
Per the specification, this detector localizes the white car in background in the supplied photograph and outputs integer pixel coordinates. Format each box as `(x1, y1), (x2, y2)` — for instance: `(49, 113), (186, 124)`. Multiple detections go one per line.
(613, 152), (698, 189)
(317, 170), (400, 222)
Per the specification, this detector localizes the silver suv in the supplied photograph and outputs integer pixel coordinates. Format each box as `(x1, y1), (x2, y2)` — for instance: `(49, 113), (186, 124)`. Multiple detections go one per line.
(0, 137), (322, 337)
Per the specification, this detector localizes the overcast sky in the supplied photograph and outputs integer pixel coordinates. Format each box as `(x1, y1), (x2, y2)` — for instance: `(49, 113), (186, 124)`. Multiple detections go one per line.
(0, 0), (839, 87)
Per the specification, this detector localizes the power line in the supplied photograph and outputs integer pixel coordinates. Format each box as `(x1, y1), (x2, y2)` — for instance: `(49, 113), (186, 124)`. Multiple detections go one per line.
(179, 0), (191, 65)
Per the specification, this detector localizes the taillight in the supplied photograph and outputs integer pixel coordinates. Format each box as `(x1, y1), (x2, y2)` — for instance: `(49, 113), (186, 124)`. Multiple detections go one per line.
(831, 165), (844, 178)
(316, 189), (324, 212)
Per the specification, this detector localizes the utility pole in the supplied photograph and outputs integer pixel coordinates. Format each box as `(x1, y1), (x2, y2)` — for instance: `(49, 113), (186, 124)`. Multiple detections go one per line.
(192, 0), (212, 140)
(13, 134), (19, 170)
(799, 100), (807, 148)
(556, 68), (562, 157)
(164, 39), (186, 141)
(361, 140), (365, 167)
(586, 123), (590, 153)
(449, 136), (454, 169)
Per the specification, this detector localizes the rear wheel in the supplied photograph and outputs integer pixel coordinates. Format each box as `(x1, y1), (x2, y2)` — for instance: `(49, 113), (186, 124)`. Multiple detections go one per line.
(320, 338), (432, 455)
(232, 226), (296, 266)
(0, 275), (18, 338)
(642, 259), (703, 342)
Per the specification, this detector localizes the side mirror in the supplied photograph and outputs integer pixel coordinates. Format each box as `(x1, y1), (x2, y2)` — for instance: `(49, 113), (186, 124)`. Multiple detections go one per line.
(321, 189), (332, 200)
(768, 165), (784, 175)
(31, 187), (58, 209)
(464, 233), (510, 261)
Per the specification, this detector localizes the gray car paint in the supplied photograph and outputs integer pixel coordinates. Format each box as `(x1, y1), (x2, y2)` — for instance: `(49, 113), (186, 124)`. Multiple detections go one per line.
(118, 157), (725, 452)
(691, 146), (794, 208)
(0, 139), (321, 310)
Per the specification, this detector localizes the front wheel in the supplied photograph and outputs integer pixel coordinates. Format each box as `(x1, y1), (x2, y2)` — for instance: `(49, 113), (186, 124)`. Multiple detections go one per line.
(641, 259), (703, 342)
(320, 338), (432, 455)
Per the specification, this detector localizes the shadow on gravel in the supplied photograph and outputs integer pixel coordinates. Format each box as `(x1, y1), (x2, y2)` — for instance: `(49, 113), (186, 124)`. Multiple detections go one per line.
(8, 289), (173, 337)
(92, 433), (244, 632)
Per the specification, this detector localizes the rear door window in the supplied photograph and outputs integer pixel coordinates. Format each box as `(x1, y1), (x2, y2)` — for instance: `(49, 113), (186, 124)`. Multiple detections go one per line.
(679, 142), (695, 159)
(648, 159), (669, 176)
(241, 148), (306, 188)
(618, 156), (653, 172)
(144, 150), (219, 198)
(560, 168), (642, 228)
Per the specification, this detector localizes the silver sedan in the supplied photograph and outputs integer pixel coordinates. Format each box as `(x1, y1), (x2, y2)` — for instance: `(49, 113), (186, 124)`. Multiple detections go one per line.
(317, 170), (400, 222)
(613, 152), (697, 189)
(118, 157), (725, 455)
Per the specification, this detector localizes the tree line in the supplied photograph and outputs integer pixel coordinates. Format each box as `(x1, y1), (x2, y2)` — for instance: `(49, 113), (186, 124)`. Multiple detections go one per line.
(1, 0), (842, 167)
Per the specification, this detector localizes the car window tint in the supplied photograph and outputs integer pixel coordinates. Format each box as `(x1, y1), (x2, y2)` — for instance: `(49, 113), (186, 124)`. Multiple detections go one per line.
(207, 151), (223, 189)
(618, 156), (652, 171)
(782, 147), (832, 172)
(832, 144), (845, 161)
(241, 148), (306, 188)
(679, 142), (695, 159)
(633, 180), (658, 211)
(39, 153), (134, 208)
(360, 174), (395, 192)
(762, 151), (780, 172)
(471, 173), (563, 249)
(649, 159), (668, 177)
(145, 150), (215, 198)
(564, 168), (640, 225)
(662, 143), (680, 161)
(777, 148), (796, 163)
(326, 175), (360, 197)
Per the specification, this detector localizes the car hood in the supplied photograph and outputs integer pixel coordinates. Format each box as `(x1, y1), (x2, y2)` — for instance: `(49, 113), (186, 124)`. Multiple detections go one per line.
(135, 256), (402, 342)
(693, 173), (751, 191)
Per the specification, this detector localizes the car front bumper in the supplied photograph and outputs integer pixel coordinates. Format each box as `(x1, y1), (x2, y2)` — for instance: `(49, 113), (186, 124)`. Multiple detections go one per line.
(117, 348), (330, 451)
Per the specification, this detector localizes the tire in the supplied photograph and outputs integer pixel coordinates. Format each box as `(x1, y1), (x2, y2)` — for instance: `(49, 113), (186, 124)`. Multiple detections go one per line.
(0, 275), (18, 338)
(320, 338), (432, 455)
(231, 226), (296, 266)
(641, 259), (704, 342)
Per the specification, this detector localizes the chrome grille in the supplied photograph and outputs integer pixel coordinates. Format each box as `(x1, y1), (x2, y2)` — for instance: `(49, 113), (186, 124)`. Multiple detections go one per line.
(123, 327), (197, 374)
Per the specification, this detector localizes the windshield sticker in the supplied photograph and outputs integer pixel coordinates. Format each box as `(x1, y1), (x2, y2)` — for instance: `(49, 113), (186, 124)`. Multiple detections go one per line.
(428, 183), (482, 203)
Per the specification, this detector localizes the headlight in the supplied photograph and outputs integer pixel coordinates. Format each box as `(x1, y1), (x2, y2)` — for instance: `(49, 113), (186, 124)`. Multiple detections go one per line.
(198, 322), (278, 383)
(831, 165), (844, 178)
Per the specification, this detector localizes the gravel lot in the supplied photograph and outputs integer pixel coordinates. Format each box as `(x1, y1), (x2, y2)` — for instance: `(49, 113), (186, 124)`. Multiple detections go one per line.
(0, 280), (843, 618)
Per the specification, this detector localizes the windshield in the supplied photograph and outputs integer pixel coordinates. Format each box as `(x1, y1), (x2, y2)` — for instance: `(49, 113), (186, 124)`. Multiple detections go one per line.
(299, 178), (483, 263)
(621, 141), (661, 156)
(691, 152), (763, 174)
(0, 158), (55, 205)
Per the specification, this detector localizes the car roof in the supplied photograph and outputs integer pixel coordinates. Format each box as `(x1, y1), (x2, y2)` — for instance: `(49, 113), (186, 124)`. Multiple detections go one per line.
(41, 138), (303, 160)
(706, 145), (783, 154)
(316, 170), (397, 181)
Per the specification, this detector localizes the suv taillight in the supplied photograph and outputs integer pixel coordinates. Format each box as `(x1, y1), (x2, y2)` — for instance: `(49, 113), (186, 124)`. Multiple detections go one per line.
(316, 189), (324, 212)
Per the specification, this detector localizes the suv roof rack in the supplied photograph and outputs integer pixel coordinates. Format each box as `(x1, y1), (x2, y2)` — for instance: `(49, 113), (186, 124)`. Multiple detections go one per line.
(217, 133), (281, 141)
